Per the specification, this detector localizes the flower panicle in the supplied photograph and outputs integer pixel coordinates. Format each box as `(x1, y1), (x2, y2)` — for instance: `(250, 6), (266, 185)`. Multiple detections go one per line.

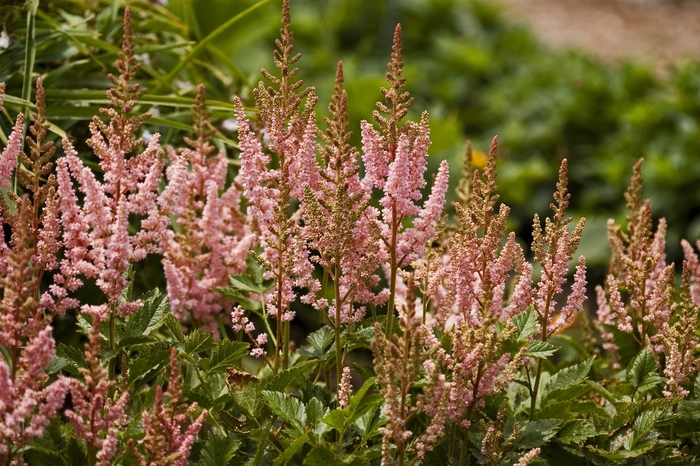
(0, 325), (69, 462)
(128, 348), (207, 465)
(65, 316), (129, 466)
(531, 158), (587, 339)
(160, 85), (253, 334)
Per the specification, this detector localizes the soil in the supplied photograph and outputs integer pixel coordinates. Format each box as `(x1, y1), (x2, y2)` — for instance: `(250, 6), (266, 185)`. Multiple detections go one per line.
(493, 0), (700, 70)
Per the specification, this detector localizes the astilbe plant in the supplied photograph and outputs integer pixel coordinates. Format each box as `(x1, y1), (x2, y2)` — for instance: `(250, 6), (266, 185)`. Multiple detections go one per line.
(54, 8), (165, 323)
(64, 317), (129, 466)
(0, 80), (69, 465)
(127, 348), (207, 465)
(360, 24), (450, 341)
(528, 158), (587, 415)
(233, 0), (319, 370)
(597, 159), (700, 398)
(302, 62), (384, 391)
(421, 140), (530, 456)
(160, 84), (254, 335)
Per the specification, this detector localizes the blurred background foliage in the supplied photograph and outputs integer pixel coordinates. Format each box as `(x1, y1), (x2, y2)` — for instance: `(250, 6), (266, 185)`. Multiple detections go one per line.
(2, 0), (700, 288)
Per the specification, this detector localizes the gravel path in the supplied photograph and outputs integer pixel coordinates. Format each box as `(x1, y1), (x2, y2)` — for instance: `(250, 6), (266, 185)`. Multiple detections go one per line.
(493, 0), (700, 69)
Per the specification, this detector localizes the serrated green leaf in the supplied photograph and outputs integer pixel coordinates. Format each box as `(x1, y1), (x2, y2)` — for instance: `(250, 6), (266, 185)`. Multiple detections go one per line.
(123, 289), (169, 338)
(630, 409), (663, 449)
(300, 327), (334, 359)
(164, 314), (184, 342)
(543, 383), (592, 405)
(542, 358), (593, 398)
(197, 431), (240, 466)
(513, 306), (537, 341)
(517, 419), (560, 448)
(273, 433), (310, 466)
(626, 348), (663, 398)
(55, 343), (85, 374)
(208, 340), (249, 373)
(129, 346), (171, 387)
(262, 360), (317, 392)
(262, 390), (306, 432)
(526, 340), (560, 358)
(183, 329), (216, 355)
(232, 382), (261, 420)
(323, 378), (381, 433)
(558, 419), (597, 445)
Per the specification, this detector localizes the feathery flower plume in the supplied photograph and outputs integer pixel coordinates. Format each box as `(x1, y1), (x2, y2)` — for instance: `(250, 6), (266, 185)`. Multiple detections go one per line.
(681, 239), (700, 306)
(372, 273), (432, 466)
(160, 84), (254, 335)
(659, 262), (700, 398)
(54, 8), (165, 319)
(234, 0), (319, 370)
(0, 326), (69, 464)
(127, 348), (207, 465)
(65, 316), (129, 466)
(360, 24), (449, 338)
(418, 139), (528, 442)
(531, 159), (587, 338)
(596, 159), (674, 356)
(338, 366), (352, 409)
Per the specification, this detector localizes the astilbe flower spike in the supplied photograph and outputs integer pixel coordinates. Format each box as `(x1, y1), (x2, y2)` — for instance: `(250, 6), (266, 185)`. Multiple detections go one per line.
(127, 348), (207, 465)
(302, 61), (384, 390)
(360, 24), (449, 339)
(414, 139), (528, 450)
(528, 159), (586, 416)
(0, 326), (69, 464)
(65, 316), (129, 466)
(54, 8), (166, 320)
(160, 84), (254, 335)
(372, 273), (434, 466)
(234, 0), (319, 369)
(596, 159), (674, 358)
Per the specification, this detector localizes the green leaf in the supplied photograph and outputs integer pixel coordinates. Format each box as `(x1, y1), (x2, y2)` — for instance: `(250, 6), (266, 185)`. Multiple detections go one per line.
(123, 289), (169, 338)
(129, 346), (171, 387)
(628, 409), (663, 450)
(300, 327), (334, 359)
(262, 360), (317, 392)
(626, 348), (663, 398)
(513, 306), (537, 341)
(557, 419), (597, 445)
(526, 340), (560, 359)
(517, 419), (560, 448)
(542, 358), (594, 398)
(322, 377), (381, 432)
(183, 329), (216, 355)
(542, 383), (592, 405)
(164, 314), (185, 342)
(54, 343), (85, 375)
(197, 431), (240, 466)
(262, 390), (306, 432)
(207, 340), (249, 373)
(154, 0), (273, 92)
(273, 433), (309, 466)
(232, 382), (261, 419)
(306, 397), (330, 436)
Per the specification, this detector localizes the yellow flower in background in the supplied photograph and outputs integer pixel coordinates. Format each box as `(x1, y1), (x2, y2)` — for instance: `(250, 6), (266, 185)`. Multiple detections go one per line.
(471, 150), (488, 169)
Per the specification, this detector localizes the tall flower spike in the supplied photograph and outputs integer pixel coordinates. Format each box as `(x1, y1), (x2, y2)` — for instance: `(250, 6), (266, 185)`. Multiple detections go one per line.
(531, 159), (587, 339)
(360, 27), (449, 339)
(235, 0), (320, 370)
(596, 158), (674, 357)
(160, 84), (254, 335)
(65, 316), (129, 466)
(0, 325), (69, 464)
(128, 348), (207, 465)
(54, 8), (165, 318)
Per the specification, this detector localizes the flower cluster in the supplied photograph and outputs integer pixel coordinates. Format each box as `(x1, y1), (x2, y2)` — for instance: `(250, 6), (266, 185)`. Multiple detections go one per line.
(160, 84), (254, 334)
(53, 8), (165, 319)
